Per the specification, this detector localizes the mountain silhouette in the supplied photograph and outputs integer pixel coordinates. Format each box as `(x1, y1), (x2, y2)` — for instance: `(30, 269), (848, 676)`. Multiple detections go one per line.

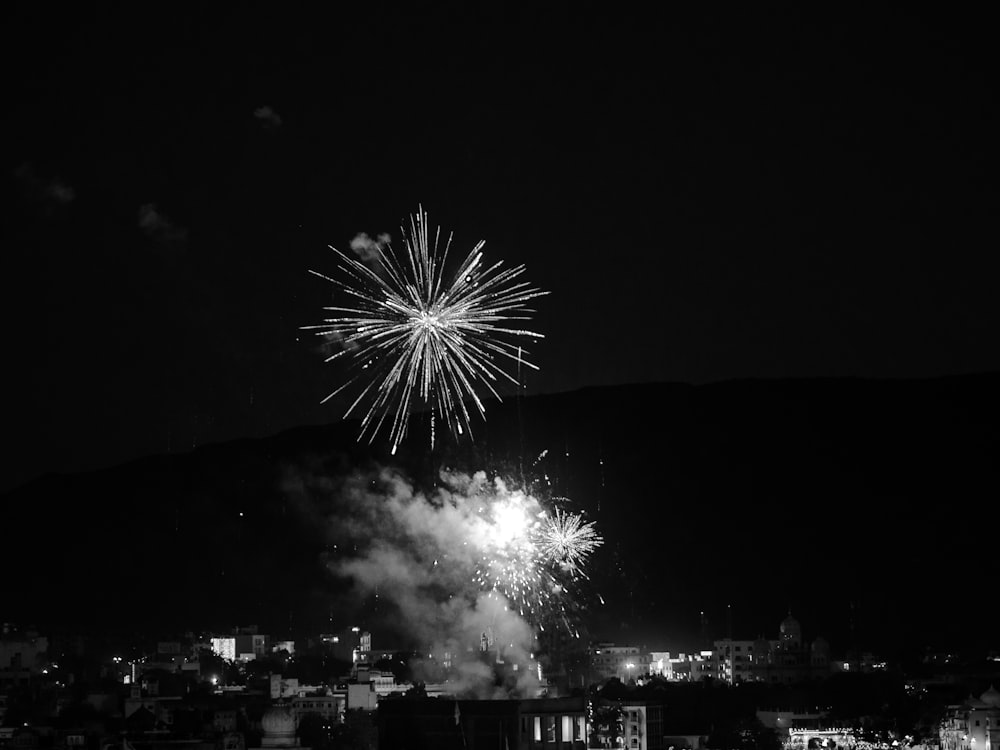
(4, 374), (997, 656)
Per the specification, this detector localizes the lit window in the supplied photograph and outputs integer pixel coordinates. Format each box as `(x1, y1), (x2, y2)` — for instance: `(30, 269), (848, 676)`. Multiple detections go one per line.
(534, 717), (541, 742)
(562, 716), (572, 740)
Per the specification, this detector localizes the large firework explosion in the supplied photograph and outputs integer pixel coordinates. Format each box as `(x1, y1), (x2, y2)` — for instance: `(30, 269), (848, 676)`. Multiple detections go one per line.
(303, 207), (549, 454)
(469, 478), (603, 632)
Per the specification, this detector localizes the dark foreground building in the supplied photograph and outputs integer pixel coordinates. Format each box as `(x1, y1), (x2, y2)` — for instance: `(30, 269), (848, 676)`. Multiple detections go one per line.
(377, 696), (588, 750)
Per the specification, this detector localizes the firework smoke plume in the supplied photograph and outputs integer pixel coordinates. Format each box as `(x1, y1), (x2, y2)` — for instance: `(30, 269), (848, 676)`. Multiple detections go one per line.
(283, 464), (569, 698)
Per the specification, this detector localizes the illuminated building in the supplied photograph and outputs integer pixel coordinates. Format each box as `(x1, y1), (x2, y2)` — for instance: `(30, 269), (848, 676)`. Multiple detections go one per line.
(940, 687), (1000, 750)
(712, 639), (762, 684)
(377, 696), (588, 750)
(650, 652), (672, 678)
(647, 651), (716, 682)
(689, 651), (714, 682)
(589, 643), (652, 684)
(211, 637), (237, 661)
(591, 699), (668, 749)
(940, 704), (968, 750)
(621, 702), (664, 750)
(211, 630), (271, 662)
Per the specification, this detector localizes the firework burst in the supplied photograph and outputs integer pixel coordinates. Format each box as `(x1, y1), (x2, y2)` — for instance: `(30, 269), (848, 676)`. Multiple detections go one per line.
(473, 492), (548, 617)
(467, 481), (603, 629)
(538, 508), (603, 576)
(303, 207), (549, 454)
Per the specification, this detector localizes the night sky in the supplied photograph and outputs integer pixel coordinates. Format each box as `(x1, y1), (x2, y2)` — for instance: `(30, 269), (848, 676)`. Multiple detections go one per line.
(4, 6), (998, 494)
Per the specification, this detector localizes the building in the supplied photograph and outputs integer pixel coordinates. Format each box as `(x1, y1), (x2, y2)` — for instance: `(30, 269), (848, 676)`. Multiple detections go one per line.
(940, 686), (1000, 750)
(291, 694), (345, 724)
(621, 703), (664, 750)
(591, 699), (669, 750)
(211, 631), (271, 663)
(250, 704), (310, 750)
(521, 698), (589, 748)
(750, 614), (830, 684)
(377, 695), (588, 750)
(0, 627), (48, 689)
(712, 639), (762, 684)
(346, 683), (378, 711)
(689, 651), (714, 682)
(647, 651), (716, 682)
(354, 666), (398, 697)
(590, 644), (652, 684)
(650, 653), (672, 678)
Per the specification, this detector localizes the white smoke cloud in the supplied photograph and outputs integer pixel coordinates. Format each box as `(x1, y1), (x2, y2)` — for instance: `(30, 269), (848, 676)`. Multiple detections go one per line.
(138, 203), (188, 247)
(253, 105), (283, 129)
(13, 162), (75, 208)
(281, 465), (546, 698)
(348, 232), (391, 264)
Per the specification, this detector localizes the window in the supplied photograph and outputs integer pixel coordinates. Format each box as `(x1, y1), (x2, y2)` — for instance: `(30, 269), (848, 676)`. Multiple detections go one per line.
(575, 717), (586, 741)
(546, 717), (556, 743)
(562, 716), (572, 741)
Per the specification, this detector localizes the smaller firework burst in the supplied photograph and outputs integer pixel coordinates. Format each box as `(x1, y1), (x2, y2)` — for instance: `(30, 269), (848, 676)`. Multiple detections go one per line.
(538, 509), (603, 576)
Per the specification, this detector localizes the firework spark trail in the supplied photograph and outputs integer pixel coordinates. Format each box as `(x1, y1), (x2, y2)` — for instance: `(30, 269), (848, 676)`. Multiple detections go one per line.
(303, 207), (549, 454)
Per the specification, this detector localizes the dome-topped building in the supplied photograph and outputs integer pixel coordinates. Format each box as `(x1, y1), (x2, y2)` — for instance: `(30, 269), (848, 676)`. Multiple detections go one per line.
(744, 613), (830, 684)
(779, 612), (802, 649)
(255, 704), (306, 750)
(981, 685), (1000, 708)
